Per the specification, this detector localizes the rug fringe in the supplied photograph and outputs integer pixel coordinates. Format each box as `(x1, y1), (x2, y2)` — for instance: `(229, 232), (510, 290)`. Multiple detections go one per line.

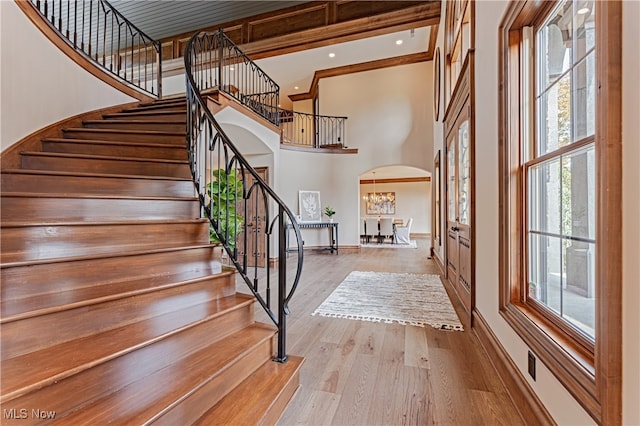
(312, 311), (464, 331)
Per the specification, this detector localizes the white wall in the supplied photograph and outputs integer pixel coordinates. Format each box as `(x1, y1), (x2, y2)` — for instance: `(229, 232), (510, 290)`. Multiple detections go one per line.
(359, 181), (431, 234)
(278, 150), (360, 247)
(621, 2), (640, 424)
(468, 1), (640, 424)
(275, 63), (433, 247)
(320, 62), (433, 172)
(292, 99), (313, 114)
(0, 1), (134, 152)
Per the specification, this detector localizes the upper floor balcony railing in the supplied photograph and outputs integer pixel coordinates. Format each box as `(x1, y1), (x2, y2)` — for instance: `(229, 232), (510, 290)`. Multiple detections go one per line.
(28, 0), (161, 97)
(280, 109), (348, 149)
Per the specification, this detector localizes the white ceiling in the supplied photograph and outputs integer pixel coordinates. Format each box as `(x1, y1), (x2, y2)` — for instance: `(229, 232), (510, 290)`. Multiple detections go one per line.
(256, 27), (431, 102)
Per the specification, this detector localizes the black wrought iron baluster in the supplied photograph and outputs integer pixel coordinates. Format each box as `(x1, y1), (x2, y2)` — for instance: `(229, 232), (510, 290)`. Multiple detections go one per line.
(80, 0), (84, 50)
(42, 0), (48, 19)
(100, 7), (106, 66)
(57, 0), (62, 32)
(89, 0), (93, 57)
(65, 0), (70, 40)
(277, 205), (288, 363)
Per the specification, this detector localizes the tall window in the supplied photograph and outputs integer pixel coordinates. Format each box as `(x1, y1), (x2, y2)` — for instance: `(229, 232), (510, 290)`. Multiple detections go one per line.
(527, 1), (596, 344)
(499, 1), (621, 423)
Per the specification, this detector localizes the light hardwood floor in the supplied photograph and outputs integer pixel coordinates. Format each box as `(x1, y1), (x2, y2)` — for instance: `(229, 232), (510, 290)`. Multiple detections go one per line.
(238, 238), (525, 426)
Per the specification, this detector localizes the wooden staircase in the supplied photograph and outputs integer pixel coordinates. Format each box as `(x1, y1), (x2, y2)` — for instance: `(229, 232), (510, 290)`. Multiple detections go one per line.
(0, 97), (302, 425)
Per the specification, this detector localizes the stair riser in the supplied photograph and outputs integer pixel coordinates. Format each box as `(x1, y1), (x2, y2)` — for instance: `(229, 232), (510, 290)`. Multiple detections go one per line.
(1, 304), (256, 413)
(1, 221), (209, 263)
(154, 336), (275, 425)
(103, 112), (186, 121)
(2, 247), (224, 311)
(62, 129), (184, 144)
(83, 121), (185, 133)
(262, 369), (301, 425)
(42, 141), (188, 161)
(0, 197), (200, 222)
(21, 155), (191, 178)
(2, 274), (238, 360)
(1, 173), (194, 198)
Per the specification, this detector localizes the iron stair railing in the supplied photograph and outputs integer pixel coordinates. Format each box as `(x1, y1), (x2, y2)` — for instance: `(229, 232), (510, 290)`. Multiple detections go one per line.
(28, 0), (161, 97)
(190, 29), (280, 125)
(280, 108), (348, 148)
(185, 31), (304, 362)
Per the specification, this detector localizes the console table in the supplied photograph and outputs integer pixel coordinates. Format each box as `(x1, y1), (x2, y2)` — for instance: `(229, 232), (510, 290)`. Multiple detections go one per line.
(286, 222), (338, 255)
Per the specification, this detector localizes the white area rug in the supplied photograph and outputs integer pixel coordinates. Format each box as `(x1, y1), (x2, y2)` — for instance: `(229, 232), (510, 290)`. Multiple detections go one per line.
(312, 271), (463, 331)
(361, 240), (417, 249)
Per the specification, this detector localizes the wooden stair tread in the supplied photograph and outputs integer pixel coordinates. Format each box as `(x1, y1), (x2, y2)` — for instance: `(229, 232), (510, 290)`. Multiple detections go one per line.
(137, 98), (186, 106)
(1, 191), (196, 201)
(119, 103), (186, 113)
(42, 324), (274, 425)
(0, 220), (210, 264)
(41, 137), (184, 149)
(103, 110), (186, 119)
(0, 168), (191, 182)
(0, 293), (256, 402)
(1, 261), (230, 322)
(1, 218), (207, 228)
(1, 242), (217, 272)
(122, 106), (187, 114)
(196, 355), (304, 425)
(83, 119), (186, 125)
(20, 151), (188, 165)
(62, 127), (184, 136)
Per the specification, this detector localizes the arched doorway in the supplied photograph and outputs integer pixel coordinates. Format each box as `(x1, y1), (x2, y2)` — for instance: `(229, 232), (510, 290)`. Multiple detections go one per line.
(359, 165), (431, 246)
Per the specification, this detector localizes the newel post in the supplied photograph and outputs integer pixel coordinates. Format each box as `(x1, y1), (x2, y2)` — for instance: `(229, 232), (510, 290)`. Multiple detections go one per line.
(275, 205), (288, 363)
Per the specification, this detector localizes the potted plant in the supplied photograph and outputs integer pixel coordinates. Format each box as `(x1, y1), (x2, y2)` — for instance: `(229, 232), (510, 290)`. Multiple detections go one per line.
(324, 205), (336, 222)
(206, 169), (244, 250)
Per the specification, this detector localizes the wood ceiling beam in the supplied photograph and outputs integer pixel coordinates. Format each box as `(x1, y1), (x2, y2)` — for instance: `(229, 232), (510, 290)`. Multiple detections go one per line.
(161, 1), (441, 61)
(360, 177), (431, 184)
(289, 50), (433, 102)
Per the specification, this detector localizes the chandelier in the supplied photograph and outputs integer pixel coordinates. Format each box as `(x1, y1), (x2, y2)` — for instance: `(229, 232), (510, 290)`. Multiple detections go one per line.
(363, 171), (383, 203)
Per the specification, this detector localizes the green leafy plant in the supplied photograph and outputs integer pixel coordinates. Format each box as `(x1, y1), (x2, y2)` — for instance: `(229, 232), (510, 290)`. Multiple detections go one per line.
(206, 169), (244, 249)
(324, 205), (336, 218)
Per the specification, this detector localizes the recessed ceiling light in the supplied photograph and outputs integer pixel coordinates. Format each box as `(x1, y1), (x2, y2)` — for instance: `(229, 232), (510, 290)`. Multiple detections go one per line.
(396, 39), (403, 45)
(577, 7), (590, 14)
(294, 86), (299, 90)
(328, 52), (335, 58)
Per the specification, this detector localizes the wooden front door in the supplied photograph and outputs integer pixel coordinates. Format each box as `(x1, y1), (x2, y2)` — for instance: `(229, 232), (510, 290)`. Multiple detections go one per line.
(239, 167), (268, 268)
(445, 96), (473, 323)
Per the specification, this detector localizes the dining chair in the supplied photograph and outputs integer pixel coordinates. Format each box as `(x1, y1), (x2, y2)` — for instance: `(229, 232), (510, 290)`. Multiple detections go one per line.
(378, 217), (394, 244)
(365, 217), (379, 244)
(395, 218), (413, 244)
